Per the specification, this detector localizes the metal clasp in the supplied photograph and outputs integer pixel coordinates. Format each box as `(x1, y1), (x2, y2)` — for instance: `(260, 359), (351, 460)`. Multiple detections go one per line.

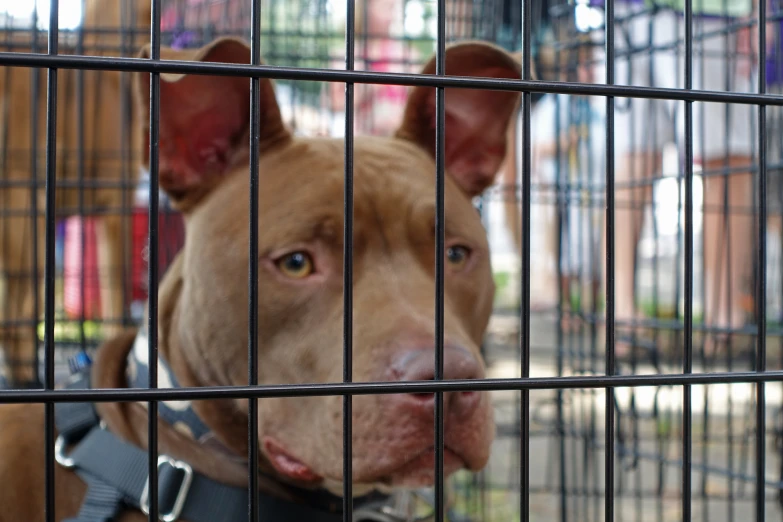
(140, 455), (194, 522)
(54, 435), (77, 469)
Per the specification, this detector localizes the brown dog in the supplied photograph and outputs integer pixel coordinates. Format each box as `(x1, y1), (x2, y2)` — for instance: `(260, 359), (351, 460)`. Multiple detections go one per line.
(0, 37), (521, 520)
(0, 0), (151, 386)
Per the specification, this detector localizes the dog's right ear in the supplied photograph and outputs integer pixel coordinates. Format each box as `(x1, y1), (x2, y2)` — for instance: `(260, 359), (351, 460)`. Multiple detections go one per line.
(135, 37), (290, 211)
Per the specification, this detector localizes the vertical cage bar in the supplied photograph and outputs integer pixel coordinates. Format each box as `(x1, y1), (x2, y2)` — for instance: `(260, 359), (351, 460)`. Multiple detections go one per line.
(756, 0), (768, 517)
(552, 54), (567, 522)
(119, 0), (132, 333)
(342, 0), (356, 518)
(683, 0), (694, 519)
(434, 0), (446, 517)
(248, 0), (263, 519)
(604, 0), (616, 518)
(43, 0), (59, 519)
(29, 2), (42, 390)
(76, 0), (86, 353)
(147, 0), (162, 519)
(520, 0), (532, 518)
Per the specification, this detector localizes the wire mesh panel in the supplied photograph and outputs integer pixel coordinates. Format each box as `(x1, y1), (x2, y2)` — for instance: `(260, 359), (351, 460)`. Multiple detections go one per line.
(0, 0), (783, 522)
(487, 0), (783, 520)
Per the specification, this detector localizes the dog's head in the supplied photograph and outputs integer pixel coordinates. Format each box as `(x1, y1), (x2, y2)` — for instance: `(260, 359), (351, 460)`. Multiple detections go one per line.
(136, 37), (520, 494)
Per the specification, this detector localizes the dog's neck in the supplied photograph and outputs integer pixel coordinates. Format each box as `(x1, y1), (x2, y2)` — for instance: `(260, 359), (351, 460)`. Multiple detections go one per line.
(126, 325), (247, 463)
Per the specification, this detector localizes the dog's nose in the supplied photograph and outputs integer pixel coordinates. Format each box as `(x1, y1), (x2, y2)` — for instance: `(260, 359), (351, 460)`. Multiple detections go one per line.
(389, 346), (483, 418)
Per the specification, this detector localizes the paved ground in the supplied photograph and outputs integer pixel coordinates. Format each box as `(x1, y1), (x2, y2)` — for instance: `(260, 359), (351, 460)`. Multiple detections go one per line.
(463, 312), (783, 522)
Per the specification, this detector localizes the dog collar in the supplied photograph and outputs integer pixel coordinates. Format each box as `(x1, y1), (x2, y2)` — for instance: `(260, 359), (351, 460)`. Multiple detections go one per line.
(127, 326), (215, 443)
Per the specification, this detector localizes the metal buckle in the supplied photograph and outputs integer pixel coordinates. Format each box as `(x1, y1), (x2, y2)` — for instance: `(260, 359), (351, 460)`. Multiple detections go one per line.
(55, 423), (107, 470)
(54, 435), (77, 469)
(140, 455), (194, 522)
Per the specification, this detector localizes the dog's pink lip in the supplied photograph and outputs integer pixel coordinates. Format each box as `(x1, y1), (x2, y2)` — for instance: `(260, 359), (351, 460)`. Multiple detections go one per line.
(262, 436), (323, 484)
(262, 435), (467, 487)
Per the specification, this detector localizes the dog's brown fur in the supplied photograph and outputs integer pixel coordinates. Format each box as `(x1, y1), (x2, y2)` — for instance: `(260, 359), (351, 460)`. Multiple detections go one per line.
(0, 37), (521, 520)
(0, 0), (151, 385)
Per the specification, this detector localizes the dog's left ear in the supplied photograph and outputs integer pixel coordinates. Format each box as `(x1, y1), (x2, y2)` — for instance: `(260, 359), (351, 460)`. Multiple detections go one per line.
(395, 42), (521, 197)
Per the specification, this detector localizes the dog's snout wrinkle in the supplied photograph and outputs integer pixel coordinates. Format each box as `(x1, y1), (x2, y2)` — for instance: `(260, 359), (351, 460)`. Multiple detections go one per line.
(374, 256), (436, 334)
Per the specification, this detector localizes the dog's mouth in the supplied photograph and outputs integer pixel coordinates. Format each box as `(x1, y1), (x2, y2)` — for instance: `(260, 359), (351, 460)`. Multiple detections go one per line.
(263, 434), (468, 489)
(382, 445), (466, 487)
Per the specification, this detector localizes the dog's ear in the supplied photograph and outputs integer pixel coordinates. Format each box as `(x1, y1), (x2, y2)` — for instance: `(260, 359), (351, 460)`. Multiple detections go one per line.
(509, 51), (540, 81)
(395, 42), (521, 197)
(135, 37), (290, 210)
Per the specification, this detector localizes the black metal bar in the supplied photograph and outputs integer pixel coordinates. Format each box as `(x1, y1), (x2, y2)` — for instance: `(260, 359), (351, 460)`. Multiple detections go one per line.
(520, 0), (532, 518)
(757, 0), (768, 518)
(118, 0), (132, 335)
(43, 0), (59, 519)
(683, 0), (694, 519)
(7, 371), (783, 402)
(342, 0), (356, 518)
(76, 0), (87, 354)
(0, 178), (139, 190)
(1, 9), (13, 388)
(553, 86), (567, 522)
(248, 0), (262, 519)
(605, 0), (616, 519)
(434, 0), (446, 516)
(28, 0), (42, 392)
(146, 0), (162, 520)
(2, 51), (783, 106)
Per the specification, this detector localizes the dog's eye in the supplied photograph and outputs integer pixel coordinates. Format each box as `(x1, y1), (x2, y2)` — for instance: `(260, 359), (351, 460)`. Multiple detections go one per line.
(446, 245), (471, 269)
(275, 252), (314, 279)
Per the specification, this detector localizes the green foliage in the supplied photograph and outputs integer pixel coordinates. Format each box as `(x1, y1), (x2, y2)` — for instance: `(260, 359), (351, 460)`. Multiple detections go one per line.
(38, 319), (103, 343)
(493, 271), (511, 293)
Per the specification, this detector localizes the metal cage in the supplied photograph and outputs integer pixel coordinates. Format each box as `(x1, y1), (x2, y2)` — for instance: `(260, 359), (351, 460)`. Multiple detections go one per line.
(1, 0), (783, 521)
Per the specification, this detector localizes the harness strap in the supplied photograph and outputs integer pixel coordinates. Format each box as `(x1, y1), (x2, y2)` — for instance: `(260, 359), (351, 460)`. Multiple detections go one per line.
(54, 373), (99, 444)
(57, 372), (127, 522)
(64, 476), (126, 522)
(54, 398), (99, 443)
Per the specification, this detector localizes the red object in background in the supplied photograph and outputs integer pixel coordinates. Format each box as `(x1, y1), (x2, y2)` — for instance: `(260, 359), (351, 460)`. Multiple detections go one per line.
(62, 204), (185, 323)
(130, 207), (147, 304)
(64, 217), (102, 320)
(130, 205), (186, 305)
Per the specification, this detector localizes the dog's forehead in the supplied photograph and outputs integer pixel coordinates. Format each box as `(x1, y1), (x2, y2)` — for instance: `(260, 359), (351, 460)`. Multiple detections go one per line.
(352, 137), (444, 196)
(204, 136), (481, 245)
(256, 136), (468, 207)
